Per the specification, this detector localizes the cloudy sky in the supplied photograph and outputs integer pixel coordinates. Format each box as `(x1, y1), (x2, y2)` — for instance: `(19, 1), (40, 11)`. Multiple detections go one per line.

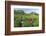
(14, 8), (39, 14)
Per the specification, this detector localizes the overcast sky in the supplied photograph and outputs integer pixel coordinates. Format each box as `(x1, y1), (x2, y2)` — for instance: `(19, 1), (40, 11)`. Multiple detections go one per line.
(14, 8), (39, 14)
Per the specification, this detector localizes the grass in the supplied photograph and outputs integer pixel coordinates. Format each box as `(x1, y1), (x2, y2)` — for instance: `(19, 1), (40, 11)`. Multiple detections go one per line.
(14, 13), (39, 27)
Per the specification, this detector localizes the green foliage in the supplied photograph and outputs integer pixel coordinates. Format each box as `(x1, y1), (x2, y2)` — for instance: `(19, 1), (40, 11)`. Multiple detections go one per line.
(14, 10), (25, 15)
(14, 10), (39, 27)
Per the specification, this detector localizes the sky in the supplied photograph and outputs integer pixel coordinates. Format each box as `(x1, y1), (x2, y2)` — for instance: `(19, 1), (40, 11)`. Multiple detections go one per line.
(14, 8), (39, 14)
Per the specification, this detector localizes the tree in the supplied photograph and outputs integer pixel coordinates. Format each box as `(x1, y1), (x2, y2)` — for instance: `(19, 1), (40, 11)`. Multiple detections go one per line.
(30, 12), (38, 16)
(14, 10), (25, 14)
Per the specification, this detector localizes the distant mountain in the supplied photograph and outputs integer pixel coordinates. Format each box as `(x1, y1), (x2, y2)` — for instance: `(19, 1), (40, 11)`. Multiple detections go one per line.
(30, 12), (39, 16)
(14, 10), (39, 16)
(14, 10), (25, 14)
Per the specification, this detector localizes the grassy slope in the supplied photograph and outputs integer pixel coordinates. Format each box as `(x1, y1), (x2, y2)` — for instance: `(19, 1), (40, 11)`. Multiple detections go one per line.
(14, 14), (39, 27)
